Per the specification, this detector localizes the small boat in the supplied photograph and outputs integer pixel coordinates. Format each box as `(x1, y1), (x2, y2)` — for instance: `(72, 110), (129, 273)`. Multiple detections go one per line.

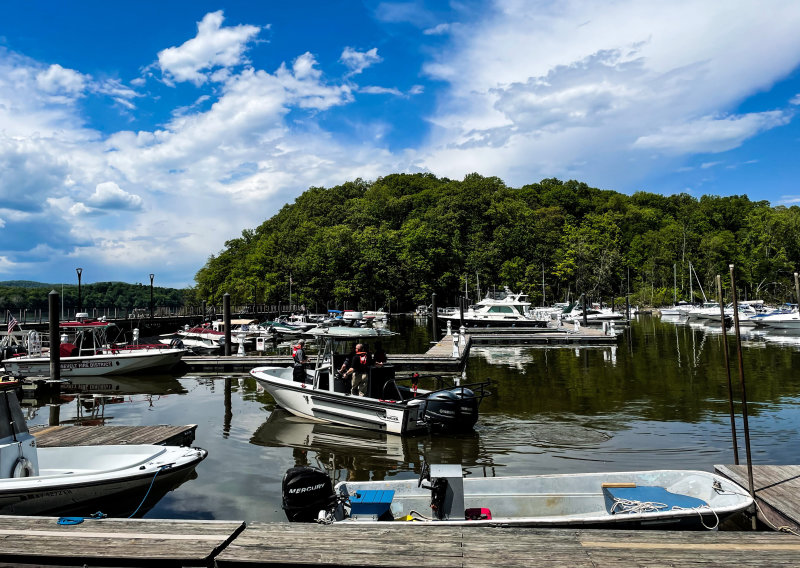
(250, 327), (490, 435)
(2, 316), (185, 377)
(281, 463), (753, 529)
(0, 387), (207, 517)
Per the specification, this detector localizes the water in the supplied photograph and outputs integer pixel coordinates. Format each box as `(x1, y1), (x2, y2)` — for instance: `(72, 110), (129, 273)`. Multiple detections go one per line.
(23, 315), (800, 521)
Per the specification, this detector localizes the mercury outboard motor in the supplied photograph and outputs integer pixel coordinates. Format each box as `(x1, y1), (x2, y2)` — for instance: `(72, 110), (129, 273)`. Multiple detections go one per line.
(281, 466), (337, 522)
(422, 387), (480, 432)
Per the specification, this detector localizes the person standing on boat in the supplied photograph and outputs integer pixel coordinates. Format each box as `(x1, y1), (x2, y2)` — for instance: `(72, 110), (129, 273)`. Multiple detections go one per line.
(344, 343), (371, 396)
(292, 339), (309, 382)
(373, 341), (387, 367)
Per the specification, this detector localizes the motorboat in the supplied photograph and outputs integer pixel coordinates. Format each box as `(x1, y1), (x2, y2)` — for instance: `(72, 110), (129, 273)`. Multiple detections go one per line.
(0, 387), (207, 517)
(441, 288), (547, 328)
(281, 463), (753, 529)
(250, 327), (490, 435)
(561, 304), (624, 324)
(752, 309), (800, 329)
(2, 316), (185, 377)
(159, 330), (222, 355)
(660, 301), (692, 317)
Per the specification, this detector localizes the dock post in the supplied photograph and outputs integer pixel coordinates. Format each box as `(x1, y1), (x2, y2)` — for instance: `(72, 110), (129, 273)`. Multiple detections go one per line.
(582, 294), (588, 326)
(223, 293), (231, 356)
(626, 295), (630, 320)
(48, 290), (60, 381)
(431, 293), (438, 341)
(795, 272), (799, 309)
(459, 296), (465, 329)
(717, 274), (739, 465)
(730, 264), (756, 529)
(48, 404), (60, 426)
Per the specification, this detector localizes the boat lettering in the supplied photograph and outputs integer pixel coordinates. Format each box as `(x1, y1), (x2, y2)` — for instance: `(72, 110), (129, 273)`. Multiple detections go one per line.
(62, 361), (113, 369)
(288, 483), (326, 494)
(380, 413), (399, 422)
(20, 488), (74, 501)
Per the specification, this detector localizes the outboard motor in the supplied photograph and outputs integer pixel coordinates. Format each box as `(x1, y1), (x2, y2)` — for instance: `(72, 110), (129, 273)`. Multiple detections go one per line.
(423, 388), (480, 432)
(281, 466), (337, 522)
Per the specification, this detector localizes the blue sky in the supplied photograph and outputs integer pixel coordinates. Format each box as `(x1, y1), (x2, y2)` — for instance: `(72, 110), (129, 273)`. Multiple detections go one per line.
(2, 1), (800, 288)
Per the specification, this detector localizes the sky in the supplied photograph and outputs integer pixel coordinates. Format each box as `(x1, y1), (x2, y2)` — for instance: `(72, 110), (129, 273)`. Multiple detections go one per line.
(2, 1), (800, 288)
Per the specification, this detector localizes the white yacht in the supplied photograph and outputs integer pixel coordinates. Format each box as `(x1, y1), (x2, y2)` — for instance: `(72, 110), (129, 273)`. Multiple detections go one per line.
(441, 288), (547, 328)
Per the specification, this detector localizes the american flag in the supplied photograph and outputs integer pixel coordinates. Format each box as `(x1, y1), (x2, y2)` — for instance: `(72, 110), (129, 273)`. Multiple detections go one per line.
(7, 316), (17, 334)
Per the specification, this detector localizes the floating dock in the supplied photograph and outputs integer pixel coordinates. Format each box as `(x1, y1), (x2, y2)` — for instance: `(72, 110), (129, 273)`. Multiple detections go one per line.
(716, 464), (800, 534)
(1, 520), (799, 567)
(181, 329), (617, 374)
(31, 424), (198, 447)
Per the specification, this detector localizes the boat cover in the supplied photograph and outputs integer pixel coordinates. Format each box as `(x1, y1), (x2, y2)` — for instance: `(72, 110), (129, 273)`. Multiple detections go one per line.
(604, 486), (708, 514)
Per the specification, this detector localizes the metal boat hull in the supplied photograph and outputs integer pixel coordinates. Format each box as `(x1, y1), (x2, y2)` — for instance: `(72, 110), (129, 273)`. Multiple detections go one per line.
(335, 469), (753, 529)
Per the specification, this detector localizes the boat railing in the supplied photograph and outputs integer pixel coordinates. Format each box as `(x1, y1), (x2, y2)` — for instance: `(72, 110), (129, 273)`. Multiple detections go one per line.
(381, 375), (491, 403)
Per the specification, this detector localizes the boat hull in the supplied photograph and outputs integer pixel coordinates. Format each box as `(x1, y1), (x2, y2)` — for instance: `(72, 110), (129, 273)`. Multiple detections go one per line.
(442, 317), (547, 328)
(0, 445), (207, 517)
(251, 367), (423, 435)
(2, 348), (185, 377)
(334, 469), (753, 529)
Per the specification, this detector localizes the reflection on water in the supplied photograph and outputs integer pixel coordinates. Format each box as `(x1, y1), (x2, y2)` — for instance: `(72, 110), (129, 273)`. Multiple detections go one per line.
(19, 315), (800, 522)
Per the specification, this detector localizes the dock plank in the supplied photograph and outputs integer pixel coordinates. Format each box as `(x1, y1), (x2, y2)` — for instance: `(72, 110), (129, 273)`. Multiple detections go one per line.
(0, 516), (245, 568)
(31, 424), (198, 447)
(716, 464), (800, 533)
(214, 523), (800, 568)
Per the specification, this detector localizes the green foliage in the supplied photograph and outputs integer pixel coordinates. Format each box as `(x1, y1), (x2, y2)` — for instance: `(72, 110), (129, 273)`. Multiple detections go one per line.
(193, 173), (800, 309)
(0, 282), (190, 311)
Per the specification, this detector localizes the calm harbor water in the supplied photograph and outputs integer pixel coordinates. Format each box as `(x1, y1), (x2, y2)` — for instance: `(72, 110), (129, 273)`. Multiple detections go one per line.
(23, 315), (800, 522)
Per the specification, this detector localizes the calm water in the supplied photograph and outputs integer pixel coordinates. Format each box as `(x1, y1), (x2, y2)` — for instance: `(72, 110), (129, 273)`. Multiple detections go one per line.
(23, 315), (800, 521)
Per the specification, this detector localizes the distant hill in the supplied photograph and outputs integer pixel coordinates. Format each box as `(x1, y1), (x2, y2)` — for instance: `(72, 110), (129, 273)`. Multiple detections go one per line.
(0, 280), (55, 288)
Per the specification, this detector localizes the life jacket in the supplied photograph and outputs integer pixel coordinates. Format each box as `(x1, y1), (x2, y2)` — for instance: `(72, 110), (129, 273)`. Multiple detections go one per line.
(292, 345), (304, 364)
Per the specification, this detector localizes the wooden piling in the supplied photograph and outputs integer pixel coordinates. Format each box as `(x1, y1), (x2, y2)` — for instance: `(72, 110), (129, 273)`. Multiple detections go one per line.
(431, 292), (438, 341)
(223, 293), (231, 357)
(717, 274), (738, 465)
(48, 290), (60, 381)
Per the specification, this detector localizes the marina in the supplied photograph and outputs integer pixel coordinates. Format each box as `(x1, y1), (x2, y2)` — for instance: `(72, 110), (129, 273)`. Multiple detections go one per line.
(3, 314), (800, 565)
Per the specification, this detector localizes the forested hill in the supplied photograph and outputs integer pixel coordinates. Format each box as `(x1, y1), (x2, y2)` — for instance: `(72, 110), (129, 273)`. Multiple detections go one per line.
(195, 173), (800, 310)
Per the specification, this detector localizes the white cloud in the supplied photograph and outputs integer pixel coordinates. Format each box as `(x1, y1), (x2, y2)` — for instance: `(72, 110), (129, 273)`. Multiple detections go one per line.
(418, 0), (800, 188)
(360, 85), (403, 96)
(779, 195), (800, 204)
(634, 112), (791, 154)
(424, 23), (451, 35)
(157, 11), (261, 86)
(87, 181), (144, 211)
(36, 64), (87, 96)
(340, 47), (382, 76)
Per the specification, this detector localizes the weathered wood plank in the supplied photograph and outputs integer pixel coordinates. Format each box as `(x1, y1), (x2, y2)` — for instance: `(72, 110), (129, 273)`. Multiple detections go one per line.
(0, 516), (245, 567)
(715, 464), (800, 533)
(31, 424), (198, 447)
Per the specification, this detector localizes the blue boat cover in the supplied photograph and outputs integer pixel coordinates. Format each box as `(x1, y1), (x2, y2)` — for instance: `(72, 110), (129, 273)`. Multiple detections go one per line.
(604, 486), (708, 514)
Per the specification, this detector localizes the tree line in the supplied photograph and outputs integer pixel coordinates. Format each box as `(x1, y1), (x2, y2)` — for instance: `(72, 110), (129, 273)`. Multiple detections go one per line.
(193, 173), (800, 311)
(0, 281), (191, 311)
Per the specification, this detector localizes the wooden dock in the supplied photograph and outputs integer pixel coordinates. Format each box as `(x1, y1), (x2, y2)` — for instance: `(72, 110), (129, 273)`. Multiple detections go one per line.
(716, 464), (800, 534)
(0, 516), (245, 568)
(31, 424), (198, 447)
(216, 523), (800, 567)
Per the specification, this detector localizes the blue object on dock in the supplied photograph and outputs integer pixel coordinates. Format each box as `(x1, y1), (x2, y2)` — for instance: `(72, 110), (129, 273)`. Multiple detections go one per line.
(604, 486), (708, 514)
(349, 489), (395, 518)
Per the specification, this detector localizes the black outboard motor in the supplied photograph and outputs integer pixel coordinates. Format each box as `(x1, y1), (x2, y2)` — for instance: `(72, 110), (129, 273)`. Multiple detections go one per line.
(423, 387), (480, 432)
(281, 466), (337, 522)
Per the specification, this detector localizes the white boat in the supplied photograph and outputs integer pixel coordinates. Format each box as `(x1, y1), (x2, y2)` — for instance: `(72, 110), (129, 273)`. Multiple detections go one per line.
(0, 387), (207, 517)
(2, 318), (185, 377)
(281, 463), (753, 529)
(441, 288), (547, 328)
(250, 327), (490, 435)
(752, 309), (800, 329)
(562, 303), (624, 324)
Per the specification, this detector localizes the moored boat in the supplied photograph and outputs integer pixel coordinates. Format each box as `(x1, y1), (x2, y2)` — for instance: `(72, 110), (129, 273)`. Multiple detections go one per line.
(2, 318), (185, 377)
(0, 387), (207, 517)
(282, 463), (753, 529)
(250, 327), (490, 435)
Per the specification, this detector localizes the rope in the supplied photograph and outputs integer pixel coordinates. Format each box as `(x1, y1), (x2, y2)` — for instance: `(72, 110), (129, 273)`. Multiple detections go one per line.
(128, 464), (170, 518)
(610, 498), (720, 530)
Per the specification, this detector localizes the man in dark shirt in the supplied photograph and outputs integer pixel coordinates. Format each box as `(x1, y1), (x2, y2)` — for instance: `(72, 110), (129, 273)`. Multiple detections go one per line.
(344, 343), (371, 396)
